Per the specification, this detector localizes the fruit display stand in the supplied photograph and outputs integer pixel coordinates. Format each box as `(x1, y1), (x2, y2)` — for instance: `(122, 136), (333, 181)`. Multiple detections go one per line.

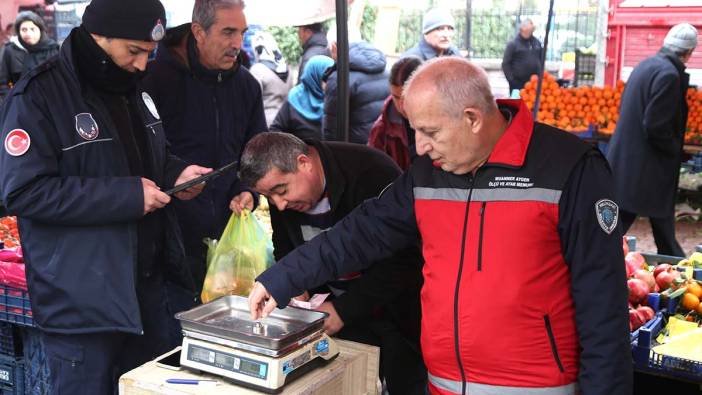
(0, 217), (51, 395)
(627, 239), (702, 386)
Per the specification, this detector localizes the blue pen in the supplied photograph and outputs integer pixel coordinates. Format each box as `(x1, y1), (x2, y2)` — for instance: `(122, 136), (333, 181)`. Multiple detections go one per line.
(166, 378), (219, 385)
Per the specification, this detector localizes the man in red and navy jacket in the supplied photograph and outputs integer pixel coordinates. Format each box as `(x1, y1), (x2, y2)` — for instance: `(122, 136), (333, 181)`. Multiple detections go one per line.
(249, 57), (632, 395)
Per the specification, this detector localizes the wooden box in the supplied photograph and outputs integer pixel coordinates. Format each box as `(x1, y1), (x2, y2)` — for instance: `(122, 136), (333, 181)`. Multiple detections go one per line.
(119, 339), (380, 395)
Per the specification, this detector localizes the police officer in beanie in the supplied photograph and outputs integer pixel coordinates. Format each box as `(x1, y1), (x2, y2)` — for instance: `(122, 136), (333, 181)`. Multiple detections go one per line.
(0, 0), (212, 392)
(607, 23), (698, 256)
(401, 7), (460, 61)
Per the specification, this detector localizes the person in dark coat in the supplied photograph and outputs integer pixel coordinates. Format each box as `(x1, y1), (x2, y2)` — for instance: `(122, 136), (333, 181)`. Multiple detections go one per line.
(142, 0), (267, 302)
(240, 132), (427, 395)
(297, 22), (330, 82)
(502, 19), (543, 93)
(0, 0), (212, 392)
(607, 23), (698, 256)
(368, 56), (423, 170)
(270, 55), (333, 140)
(401, 8), (460, 61)
(0, 11), (58, 100)
(323, 37), (390, 144)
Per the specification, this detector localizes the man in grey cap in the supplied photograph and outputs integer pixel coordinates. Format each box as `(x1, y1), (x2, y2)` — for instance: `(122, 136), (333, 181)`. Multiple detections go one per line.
(607, 22), (698, 256)
(0, 0), (212, 392)
(401, 7), (460, 60)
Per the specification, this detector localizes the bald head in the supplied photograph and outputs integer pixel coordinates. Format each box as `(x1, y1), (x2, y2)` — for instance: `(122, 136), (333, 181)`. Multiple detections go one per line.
(519, 19), (535, 39)
(404, 57), (497, 120)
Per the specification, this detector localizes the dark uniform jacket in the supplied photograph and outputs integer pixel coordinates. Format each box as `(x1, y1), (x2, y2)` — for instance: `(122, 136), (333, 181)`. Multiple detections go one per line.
(607, 48), (689, 218)
(322, 42), (390, 144)
(142, 25), (267, 289)
(269, 140), (423, 336)
(298, 31), (330, 82)
(502, 34), (543, 92)
(259, 100), (632, 395)
(0, 30), (189, 334)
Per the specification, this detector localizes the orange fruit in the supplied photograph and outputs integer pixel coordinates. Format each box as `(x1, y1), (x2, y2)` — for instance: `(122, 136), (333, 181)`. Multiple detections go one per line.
(698, 302), (702, 315)
(687, 281), (702, 298)
(681, 292), (700, 311)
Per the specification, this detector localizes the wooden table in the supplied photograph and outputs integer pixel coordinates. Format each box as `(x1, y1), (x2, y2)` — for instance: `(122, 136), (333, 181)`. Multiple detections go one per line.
(119, 340), (380, 395)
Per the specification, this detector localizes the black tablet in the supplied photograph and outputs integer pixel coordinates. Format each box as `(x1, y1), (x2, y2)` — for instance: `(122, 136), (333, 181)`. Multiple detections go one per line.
(164, 161), (238, 196)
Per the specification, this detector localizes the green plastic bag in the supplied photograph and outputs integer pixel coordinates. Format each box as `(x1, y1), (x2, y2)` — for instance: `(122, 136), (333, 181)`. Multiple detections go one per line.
(201, 209), (274, 303)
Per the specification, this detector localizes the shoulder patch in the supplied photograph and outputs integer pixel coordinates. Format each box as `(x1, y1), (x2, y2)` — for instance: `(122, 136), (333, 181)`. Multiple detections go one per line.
(595, 199), (619, 235)
(4, 129), (31, 156)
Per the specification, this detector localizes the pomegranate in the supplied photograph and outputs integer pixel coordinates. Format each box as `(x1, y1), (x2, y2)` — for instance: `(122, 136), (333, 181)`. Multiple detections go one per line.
(655, 270), (680, 291)
(636, 305), (655, 322)
(629, 308), (646, 331)
(628, 279), (649, 305)
(633, 269), (656, 292)
(653, 264), (672, 278)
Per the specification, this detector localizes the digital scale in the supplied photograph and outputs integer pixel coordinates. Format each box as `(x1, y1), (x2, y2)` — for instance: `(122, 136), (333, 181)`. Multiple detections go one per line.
(175, 295), (340, 393)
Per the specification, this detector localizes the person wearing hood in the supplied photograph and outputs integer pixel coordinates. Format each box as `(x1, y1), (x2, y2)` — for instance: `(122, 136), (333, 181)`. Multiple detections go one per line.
(323, 28), (390, 144)
(141, 0), (267, 305)
(249, 31), (293, 127)
(270, 55), (333, 140)
(607, 23), (698, 257)
(0, 11), (58, 99)
(401, 8), (460, 61)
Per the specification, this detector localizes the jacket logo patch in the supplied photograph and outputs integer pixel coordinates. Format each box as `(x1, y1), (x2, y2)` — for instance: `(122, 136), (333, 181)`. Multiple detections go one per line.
(75, 113), (99, 141)
(596, 199), (618, 235)
(141, 92), (160, 120)
(4, 129), (30, 157)
(488, 176), (533, 188)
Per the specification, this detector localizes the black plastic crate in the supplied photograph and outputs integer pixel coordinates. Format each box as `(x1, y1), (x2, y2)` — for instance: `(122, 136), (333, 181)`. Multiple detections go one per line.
(0, 324), (20, 358)
(0, 286), (33, 328)
(0, 355), (24, 395)
(574, 50), (596, 87)
(21, 329), (49, 395)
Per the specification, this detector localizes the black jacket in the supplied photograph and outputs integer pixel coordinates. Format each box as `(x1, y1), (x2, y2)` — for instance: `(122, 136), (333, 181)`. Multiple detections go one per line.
(323, 42), (389, 144)
(400, 37), (460, 61)
(0, 36), (58, 99)
(607, 48), (689, 218)
(0, 28), (189, 334)
(298, 31), (330, 82)
(269, 140), (423, 335)
(502, 34), (543, 91)
(270, 101), (321, 141)
(142, 25), (267, 288)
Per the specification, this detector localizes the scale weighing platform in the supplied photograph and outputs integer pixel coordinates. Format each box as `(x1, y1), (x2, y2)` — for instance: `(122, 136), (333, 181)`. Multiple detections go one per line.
(175, 295), (339, 393)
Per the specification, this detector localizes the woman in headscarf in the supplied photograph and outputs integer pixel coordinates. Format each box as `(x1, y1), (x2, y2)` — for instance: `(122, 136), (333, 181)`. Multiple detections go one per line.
(270, 55), (333, 140)
(249, 31), (293, 127)
(0, 11), (59, 100)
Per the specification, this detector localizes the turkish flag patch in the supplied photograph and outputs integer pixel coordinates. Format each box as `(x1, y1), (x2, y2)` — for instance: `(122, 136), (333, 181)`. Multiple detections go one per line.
(4, 129), (31, 157)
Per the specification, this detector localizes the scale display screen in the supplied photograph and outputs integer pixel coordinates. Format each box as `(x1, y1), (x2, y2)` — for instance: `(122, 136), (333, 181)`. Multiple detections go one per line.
(187, 344), (268, 380)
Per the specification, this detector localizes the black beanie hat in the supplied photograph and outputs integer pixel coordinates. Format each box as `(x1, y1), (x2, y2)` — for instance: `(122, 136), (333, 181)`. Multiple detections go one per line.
(82, 0), (167, 42)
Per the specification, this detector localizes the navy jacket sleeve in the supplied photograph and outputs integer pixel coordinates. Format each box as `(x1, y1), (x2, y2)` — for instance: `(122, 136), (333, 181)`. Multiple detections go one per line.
(0, 91), (144, 225)
(558, 149), (632, 395)
(257, 170), (420, 308)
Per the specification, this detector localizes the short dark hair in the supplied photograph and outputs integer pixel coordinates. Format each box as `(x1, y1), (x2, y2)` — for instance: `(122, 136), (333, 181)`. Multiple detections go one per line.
(301, 23), (324, 33)
(239, 132), (310, 188)
(390, 56), (423, 87)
